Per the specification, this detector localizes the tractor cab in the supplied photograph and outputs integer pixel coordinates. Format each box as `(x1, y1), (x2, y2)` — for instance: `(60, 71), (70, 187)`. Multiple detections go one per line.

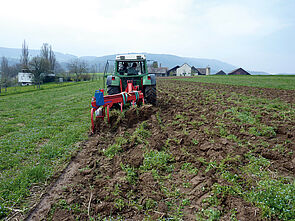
(115, 54), (147, 76)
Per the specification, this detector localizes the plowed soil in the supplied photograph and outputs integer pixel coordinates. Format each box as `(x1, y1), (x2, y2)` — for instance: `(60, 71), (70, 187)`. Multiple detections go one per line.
(25, 79), (295, 220)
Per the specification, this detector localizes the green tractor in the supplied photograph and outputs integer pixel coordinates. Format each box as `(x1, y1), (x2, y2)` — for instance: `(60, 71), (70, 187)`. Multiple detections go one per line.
(105, 54), (156, 105)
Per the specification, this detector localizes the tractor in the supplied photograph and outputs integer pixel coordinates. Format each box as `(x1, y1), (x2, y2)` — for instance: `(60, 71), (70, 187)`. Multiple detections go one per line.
(90, 54), (157, 133)
(106, 54), (156, 104)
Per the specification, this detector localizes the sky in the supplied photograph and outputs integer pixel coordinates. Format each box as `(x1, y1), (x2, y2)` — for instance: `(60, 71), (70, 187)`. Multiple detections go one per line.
(0, 0), (294, 73)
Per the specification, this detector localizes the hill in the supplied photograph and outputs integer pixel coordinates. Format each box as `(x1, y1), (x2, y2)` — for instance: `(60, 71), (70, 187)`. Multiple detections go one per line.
(79, 53), (237, 73)
(0, 47), (76, 63)
(273, 73), (295, 75)
(248, 71), (271, 75)
(0, 47), (236, 73)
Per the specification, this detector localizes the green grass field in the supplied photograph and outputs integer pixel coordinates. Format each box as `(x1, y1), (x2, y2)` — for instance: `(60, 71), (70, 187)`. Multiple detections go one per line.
(0, 75), (104, 97)
(0, 80), (104, 217)
(175, 75), (295, 90)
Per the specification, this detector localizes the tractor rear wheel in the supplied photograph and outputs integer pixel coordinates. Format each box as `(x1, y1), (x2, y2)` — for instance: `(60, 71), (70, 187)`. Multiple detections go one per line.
(144, 85), (157, 105)
(107, 85), (120, 95)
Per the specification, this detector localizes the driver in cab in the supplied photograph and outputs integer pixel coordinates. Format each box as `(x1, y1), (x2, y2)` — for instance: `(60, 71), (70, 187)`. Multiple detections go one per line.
(128, 62), (138, 75)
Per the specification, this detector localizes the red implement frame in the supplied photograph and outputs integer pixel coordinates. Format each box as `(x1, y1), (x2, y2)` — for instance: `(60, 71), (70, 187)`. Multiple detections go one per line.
(91, 81), (144, 133)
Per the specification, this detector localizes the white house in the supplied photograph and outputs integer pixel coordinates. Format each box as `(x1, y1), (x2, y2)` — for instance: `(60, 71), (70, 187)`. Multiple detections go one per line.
(174, 63), (211, 76)
(176, 63), (192, 76)
(18, 72), (33, 86)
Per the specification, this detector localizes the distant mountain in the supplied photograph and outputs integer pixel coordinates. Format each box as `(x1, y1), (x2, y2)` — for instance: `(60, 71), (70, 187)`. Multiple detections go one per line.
(249, 71), (271, 75)
(79, 53), (237, 73)
(0, 47), (76, 63)
(273, 73), (295, 75)
(0, 47), (238, 73)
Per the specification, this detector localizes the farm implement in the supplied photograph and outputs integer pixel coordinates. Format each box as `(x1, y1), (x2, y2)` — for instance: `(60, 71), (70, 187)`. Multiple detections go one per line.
(91, 54), (156, 133)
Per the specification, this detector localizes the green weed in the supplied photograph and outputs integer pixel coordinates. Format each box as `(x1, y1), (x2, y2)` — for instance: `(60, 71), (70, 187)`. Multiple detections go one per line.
(141, 150), (174, 172)
(120, 163), (138, 185)
(145, 198), (157, 210)
(181, 163), (198, 175)
(104, 136), (128, 158)
(130, 121), (151, 144)
(114, 198), (125, 211)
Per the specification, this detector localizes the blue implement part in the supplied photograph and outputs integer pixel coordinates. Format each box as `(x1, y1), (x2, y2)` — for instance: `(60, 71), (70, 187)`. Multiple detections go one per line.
(95, 90), (104, 106)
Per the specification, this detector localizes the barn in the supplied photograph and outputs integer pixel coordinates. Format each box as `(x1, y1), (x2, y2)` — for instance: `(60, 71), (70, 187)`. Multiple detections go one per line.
(228, 68), (250, 75)
(192, 66), (210, 75)
(148, 67), (168, 77)
(167, 66), (179, 76)
(215, 70), (226, 75)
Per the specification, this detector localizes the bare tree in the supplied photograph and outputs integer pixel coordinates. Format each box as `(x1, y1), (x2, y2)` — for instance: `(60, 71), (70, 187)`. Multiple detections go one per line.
(40, 43), (56, 74)
(49, 45), (56, 73)
(27, 43), (57, 88)
(67, 59), (88, 81)
(20, 40), (29, 71)
(40, 43), (50, 73)
(0, 57), (10, 92)
(41, 43), (49, 60)
(29, 56), (48, 89)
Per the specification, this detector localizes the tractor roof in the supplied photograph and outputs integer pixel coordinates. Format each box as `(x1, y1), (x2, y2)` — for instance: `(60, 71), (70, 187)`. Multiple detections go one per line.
(116, 54), (146, 61)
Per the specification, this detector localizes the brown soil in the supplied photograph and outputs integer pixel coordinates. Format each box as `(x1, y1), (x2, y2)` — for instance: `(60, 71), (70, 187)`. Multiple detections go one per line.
(23, 79), (294, 220)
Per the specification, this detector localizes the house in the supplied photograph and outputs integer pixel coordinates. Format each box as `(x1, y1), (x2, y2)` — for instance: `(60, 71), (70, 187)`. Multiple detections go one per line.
(167, 66), (179, 76)
(176, 63), (192, 76)
(148, 67), (168, 77)
(192, 66), (210, 75)
(174, 64), (210, 76)
(215, 70), (226, 75)
(167, 64), (211, 76)
(18, 72), (33, 86)
(228, 68), (250, 75)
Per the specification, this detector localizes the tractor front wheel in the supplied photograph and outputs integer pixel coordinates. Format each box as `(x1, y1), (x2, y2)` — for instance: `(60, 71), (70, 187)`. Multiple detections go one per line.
(144, 85), (157, 105)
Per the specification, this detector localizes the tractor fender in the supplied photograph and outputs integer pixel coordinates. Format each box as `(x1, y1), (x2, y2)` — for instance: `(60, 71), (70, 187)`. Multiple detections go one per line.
(143, 74), (156, 86)
(106, 75), (120, 86)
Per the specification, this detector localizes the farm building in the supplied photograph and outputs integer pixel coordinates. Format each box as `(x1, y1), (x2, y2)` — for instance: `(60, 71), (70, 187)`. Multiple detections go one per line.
(18, 72), (33, 86)
(176, 63), (192, 76)
(167, 66), (179, 76)
(228, 68), (250, 75)
(43, 73), (56, 83)
(192, 66), (210, 75)
(215, 70), (226, 75)
(148, 67), (168, 77)
(167, 64), (211, 76)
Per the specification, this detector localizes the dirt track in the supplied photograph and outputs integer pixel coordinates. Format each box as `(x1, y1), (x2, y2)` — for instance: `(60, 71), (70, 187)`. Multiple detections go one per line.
(25, 79), (295, 220)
